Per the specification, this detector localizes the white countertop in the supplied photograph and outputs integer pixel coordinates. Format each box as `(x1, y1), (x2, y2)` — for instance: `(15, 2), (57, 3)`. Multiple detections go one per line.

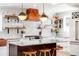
(8, 37), (71, 46)
(8, 38), (56, 46)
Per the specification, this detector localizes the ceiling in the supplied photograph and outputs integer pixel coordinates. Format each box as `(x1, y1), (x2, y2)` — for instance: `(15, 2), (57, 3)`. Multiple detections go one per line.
(0, 3), (79, 17)
(0, 3), (78, 8)
(66, 3), (79, 8)
(0, 3), (53, 8)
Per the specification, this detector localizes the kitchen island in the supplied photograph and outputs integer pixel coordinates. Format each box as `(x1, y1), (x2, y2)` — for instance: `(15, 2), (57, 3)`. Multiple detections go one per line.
(9, 38), (56, 56)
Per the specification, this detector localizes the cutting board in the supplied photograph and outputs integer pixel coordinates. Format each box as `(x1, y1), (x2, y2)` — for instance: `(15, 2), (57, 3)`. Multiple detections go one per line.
(0, 39), (7, 46)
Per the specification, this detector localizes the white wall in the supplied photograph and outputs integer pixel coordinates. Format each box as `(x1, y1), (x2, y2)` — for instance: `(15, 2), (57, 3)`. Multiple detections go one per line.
(23, 19), (53, 37)
(0, 7), (53, 39)
(55, 11), (71, 38)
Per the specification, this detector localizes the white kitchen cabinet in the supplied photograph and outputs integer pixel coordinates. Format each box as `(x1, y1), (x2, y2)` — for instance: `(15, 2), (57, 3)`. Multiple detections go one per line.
(70, 42), (79, 56)
(0, 45), (9, 56)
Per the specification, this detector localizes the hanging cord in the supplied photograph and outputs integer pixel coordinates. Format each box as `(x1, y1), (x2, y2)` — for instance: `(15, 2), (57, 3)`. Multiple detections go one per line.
(43, 3), (44, 14)
(21, 3), (23, 12)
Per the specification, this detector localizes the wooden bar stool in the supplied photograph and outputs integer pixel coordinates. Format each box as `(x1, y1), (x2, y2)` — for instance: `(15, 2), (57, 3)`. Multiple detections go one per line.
(23, 51), (37, 56)
(39, 49), (51, 56)
(52, 45), (63, 56)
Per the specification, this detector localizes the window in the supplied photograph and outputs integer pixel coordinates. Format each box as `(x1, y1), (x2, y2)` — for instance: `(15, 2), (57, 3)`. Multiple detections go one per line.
(72, 12), (79, 19)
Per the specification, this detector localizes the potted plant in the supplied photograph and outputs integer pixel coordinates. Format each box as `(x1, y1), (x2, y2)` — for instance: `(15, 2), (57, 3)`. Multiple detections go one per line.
(51, 28), (59, 41)
(53, 28), (59, 36)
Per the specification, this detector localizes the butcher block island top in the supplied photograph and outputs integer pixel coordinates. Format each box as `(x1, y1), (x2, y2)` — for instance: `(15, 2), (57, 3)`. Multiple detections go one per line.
(9, 38), (56, 56)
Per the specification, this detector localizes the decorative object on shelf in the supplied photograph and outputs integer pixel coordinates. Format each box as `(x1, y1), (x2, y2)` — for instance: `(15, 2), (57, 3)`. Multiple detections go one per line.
(53, 16), (59, 20)
(21, 30), (25, 34)
(7, 28), (9, 34)
(17, 29), (19, 34)
(40, 3), (48, 21)
(52, 16), (63, 28)
(4, 14), (19, 20)
(21, 30), (25, 38)
(18, 3), (27, 20)
(22, 26), (26, 29)
(4, 14), (19, 23)
(26, 8), (40, 21)
(72, 12), (79, 19)
(37, 26), (41, 29)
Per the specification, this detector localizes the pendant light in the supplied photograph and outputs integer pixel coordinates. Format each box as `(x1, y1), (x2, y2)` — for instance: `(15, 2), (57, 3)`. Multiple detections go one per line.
(18, 3), (27, 20)
(40, 3), (48, 21)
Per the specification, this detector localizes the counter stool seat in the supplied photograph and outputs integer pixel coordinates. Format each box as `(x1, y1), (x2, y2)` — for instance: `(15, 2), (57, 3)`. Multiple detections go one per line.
(39, 48), (51, 56)
(23, 51), (37, 56)
(52, 45), (63, 56)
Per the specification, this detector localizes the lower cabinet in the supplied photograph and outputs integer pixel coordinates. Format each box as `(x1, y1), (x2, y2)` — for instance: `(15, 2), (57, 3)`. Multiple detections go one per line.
(70, 43), (79, 56)
(0, 39), (8, 56)
(0, 46), (9, 56)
